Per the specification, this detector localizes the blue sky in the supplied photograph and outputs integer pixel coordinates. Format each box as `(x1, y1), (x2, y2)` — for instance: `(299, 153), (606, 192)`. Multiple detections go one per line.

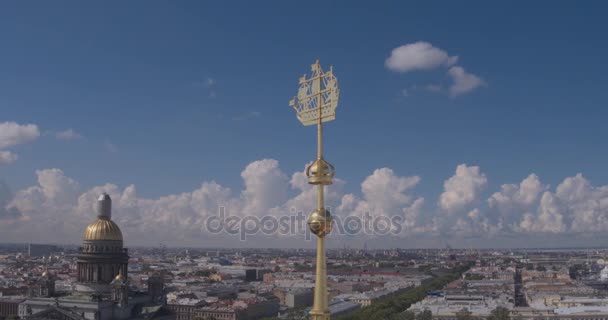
(1, 1), (608, 247)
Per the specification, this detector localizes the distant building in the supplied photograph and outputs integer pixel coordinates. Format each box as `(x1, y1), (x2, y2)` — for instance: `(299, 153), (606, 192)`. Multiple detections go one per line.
(600, 266), (608, 281)
(0, 287), (28, 297)
(245, 269), (271, 282)
(0, 298), (23, 318)
(167, 297), (279, 320)
(166, 302), (205, 320)
(241, 296), (280, 319)
(512, 306), (608, 320)
(273, 287), (313, 308)
(350, 287), (408, 306)
(330, 280), (372, 294)
(409, 294), (514, 320)
(245, 269), (257, 282)
(328, 300), (361, 317)
(147, 274), (165, 303)
(193, 306), (238, 320)
(285, 289), (313, 308)
(262, 273), (274, 283)
(27, 244), (60, 257)
(26, 271), (55, 298)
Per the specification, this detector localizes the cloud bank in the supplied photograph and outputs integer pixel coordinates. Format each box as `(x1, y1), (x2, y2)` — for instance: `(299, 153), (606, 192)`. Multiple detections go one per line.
(3, 160), (608, 247)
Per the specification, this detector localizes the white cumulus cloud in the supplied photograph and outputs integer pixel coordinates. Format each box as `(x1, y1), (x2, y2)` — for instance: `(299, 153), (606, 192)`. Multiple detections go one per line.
(5, 160), (608, 246)
(447, 66), (485, 97)
(0, 121), (40, 164)
(385, 41), (458, 73)
(335, 168), (428, 237)
(518, 192), (566, 233)
(385, 42), (485, 97)
(489, 174), (545, 210)
(240, 159), (288, 216)
(0, 122), (40, 149)
(439, 164), (487, 213)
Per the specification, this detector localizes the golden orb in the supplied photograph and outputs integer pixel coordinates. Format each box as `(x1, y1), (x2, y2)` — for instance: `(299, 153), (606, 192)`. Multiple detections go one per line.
(83, 218), (123, 241)
(307, 208), (333, 237)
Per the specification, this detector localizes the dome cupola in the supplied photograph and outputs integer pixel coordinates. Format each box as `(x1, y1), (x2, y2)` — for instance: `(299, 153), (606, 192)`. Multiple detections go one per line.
(77, 193), (129, 291)
(82, 193), (123, 242)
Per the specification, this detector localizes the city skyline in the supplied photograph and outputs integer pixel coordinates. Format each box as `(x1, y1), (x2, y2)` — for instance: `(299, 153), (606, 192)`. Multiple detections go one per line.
(2, 1), (608, 248)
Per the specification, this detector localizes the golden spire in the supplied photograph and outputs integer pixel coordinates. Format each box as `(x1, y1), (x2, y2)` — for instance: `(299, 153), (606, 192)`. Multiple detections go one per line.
(290, 60), (339, 320)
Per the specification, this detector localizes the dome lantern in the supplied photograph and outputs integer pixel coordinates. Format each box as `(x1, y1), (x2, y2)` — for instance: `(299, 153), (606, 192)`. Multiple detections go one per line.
(97, 193), (112, 220)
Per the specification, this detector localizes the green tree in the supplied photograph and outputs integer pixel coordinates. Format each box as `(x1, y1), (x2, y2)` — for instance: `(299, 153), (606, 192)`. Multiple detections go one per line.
(336, 262), (473, 320)
(455, 309), (472, 320)
(391, 311), (416, 320)
(417, 310), (432, 320)
(417, 265), (431, 273)
(464, 273), (484, 280)
(402, 311), (416, 320)
(488, 307), (510, 320)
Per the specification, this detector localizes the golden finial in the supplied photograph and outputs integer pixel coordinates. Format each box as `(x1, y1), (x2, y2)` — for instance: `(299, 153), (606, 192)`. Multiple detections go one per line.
(289, 60), (339, 320)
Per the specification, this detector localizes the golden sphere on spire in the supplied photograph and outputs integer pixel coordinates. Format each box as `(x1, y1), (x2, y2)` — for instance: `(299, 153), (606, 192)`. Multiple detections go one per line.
(307, 208), (333, 237)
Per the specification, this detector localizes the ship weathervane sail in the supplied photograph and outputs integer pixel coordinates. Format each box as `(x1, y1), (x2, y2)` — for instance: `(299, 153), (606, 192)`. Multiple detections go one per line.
(290, 59), (340, 126)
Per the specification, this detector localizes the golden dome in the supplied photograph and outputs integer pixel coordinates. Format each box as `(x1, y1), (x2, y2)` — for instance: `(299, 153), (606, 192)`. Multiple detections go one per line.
(83, 218), (123, 241)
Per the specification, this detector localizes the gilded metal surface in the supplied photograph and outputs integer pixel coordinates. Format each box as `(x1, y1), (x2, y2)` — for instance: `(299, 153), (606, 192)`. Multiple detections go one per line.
(111, 270), (125, 285)
(290, 60), (339, 126)
(308, 208), (333, 237)
(290, 60), (339, 320)
(306, 158), (335, 185)
(83, 218), (123, 241)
